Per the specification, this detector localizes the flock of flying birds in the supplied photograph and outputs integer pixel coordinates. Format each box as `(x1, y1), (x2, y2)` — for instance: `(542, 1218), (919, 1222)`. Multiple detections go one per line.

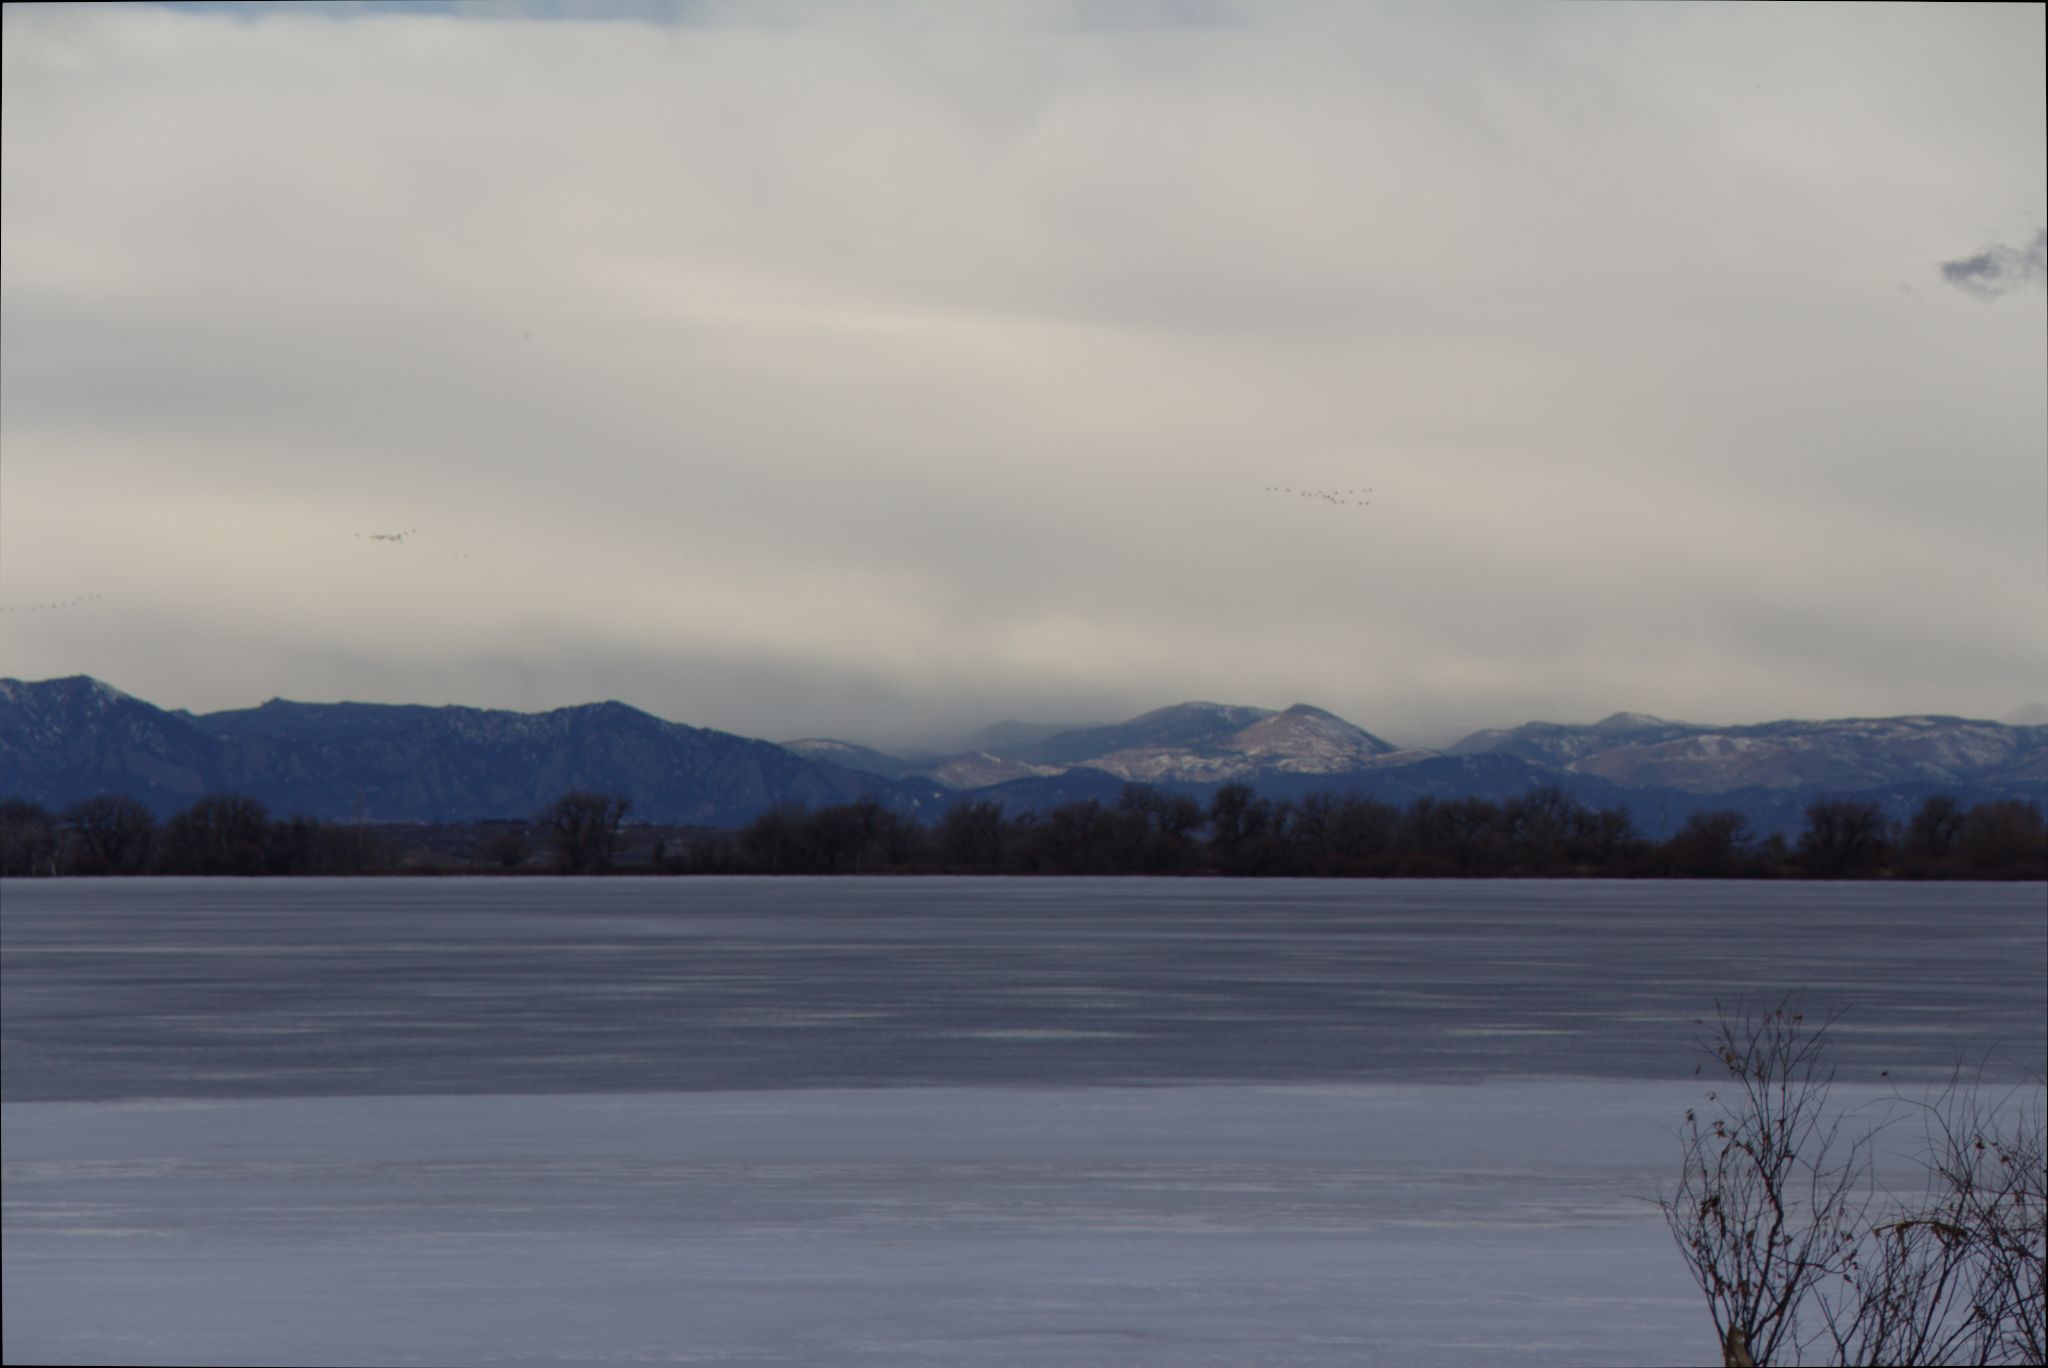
(1265, 484), (1372, 507)
(0, 592), (105, 614)
(355, 527), (470, 559)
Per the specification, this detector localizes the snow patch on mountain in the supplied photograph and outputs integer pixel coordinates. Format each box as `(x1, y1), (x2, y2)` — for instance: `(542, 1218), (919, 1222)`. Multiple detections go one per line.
(1225, 704), (1398, 773)
(1568, 716), (2038, 792)
(928, 751), (1072, 790)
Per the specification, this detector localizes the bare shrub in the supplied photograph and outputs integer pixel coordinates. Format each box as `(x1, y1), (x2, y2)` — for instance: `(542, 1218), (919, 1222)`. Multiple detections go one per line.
(1813, 1075), (2045, 1365)
(1663, 999), (2045, 1366)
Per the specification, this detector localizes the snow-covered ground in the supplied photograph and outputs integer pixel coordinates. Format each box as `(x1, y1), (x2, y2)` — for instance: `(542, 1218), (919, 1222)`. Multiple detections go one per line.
(7, 1082), (1734, 1366)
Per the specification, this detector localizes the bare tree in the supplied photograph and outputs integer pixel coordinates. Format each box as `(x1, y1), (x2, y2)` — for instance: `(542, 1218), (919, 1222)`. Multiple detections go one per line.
(160, 794), (271, 875)
(937, 799), (1003, 870)
(1904, 796), (1966, 864)
(1797, 799), (1890, 878)
(1955, 800), (2048, 880)
(62, 793), (156, 874)
(1, 798), (60, 877)
(1666, 809), (1756, 878)
(1664, 999), (2046, 1365)
(545, 790), (631, 875)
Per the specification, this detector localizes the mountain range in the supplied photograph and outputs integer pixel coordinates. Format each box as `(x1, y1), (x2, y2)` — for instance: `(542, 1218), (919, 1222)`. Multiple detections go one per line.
(0, 676), (947, 829)
(3, 675), (2044, 839)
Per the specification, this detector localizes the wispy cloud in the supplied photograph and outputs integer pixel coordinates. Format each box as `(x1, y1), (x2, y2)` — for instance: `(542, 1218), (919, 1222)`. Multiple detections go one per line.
(1939, 228), (2047, 300)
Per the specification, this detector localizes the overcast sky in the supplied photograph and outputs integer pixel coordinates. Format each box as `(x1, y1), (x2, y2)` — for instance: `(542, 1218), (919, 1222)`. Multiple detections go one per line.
(3, 1), (2043, 749)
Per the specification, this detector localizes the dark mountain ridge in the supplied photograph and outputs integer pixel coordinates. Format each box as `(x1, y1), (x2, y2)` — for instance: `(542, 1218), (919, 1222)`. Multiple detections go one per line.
(3, 676), (2043, 839)
(0, 676), (223, 814)
(2, 678), (945, 826)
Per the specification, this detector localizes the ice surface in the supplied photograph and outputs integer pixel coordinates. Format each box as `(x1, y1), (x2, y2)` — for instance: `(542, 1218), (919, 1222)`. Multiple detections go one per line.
(5, 877), (2043, 1365)
(6, 878), (2042, 1102)
(6, 1084), (1728, 1367)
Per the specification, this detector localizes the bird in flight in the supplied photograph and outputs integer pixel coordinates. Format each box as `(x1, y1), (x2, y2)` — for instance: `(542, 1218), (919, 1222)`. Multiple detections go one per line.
(356, 528), (418, 544)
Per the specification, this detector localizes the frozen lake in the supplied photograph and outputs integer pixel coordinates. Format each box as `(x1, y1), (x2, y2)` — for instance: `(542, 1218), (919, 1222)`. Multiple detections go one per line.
(5, 878), (2044, 1364)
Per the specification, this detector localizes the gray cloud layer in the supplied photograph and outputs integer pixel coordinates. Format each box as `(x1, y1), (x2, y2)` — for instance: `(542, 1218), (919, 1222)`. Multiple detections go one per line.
(3, 2), (2044, 748)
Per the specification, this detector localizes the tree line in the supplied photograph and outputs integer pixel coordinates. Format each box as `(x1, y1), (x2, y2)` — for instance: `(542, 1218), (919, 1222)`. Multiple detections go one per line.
(0, 788), (640, 878)
(675, 783), (2044, 881)
(3, 783), (2041, 879)
(0, 793), (385, 877)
